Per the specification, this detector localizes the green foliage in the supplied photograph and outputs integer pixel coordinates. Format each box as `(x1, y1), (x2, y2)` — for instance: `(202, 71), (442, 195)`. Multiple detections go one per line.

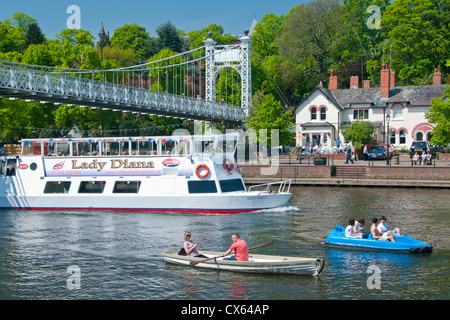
(426, 85), (450, 145)
(342, 121), (376, 149)
(24, 23), (46, 49)
(156, 21), (183, 53)
(110, 23), (157, 62)
(246, 90), (294, 147)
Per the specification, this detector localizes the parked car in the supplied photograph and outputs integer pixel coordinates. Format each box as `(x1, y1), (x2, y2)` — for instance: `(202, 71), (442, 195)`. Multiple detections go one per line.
(368, 145), (388, 160)
(378, 143), (398, 156)
(367, 143), (397, 160)
(410, 141), (432, 158)
(433, 145), (447, 153)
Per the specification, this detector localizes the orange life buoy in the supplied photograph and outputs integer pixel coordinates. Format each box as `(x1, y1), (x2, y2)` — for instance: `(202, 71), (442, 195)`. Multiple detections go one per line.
(222, 158), (234, 173)
(195, 164), (210, 179)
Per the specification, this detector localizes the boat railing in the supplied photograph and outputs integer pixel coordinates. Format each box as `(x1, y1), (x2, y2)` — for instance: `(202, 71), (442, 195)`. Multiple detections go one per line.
(247, 179), (292, 194)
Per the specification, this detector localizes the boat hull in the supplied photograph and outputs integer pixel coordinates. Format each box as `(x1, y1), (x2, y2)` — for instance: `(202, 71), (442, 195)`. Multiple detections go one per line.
(162, 250), (325, 275)
(0, 192), (292, 214)
(325, 225), (433, 253)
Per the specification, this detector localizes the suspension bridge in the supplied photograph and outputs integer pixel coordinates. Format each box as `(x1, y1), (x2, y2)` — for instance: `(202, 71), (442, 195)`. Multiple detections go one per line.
(0, 33), (253, 124)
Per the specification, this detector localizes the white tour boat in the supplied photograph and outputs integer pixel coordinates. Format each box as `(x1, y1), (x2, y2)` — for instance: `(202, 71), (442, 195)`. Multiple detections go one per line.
(0, 132), (291, 214)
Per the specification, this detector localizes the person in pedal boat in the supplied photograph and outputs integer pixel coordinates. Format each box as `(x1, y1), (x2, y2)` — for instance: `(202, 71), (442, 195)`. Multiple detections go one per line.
(371, 217), (395, 242)
(221, 233), (249, 261)
(345, 218), (363, 238)
(183, 232), (208, 258)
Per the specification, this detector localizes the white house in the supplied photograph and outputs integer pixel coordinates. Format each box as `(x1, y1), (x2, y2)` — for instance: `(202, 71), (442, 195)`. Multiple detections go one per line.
(294, 63), (446, 150)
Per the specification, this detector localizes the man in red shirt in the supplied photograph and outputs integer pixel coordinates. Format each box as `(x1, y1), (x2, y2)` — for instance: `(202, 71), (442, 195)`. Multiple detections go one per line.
(222, 233), (249, 261)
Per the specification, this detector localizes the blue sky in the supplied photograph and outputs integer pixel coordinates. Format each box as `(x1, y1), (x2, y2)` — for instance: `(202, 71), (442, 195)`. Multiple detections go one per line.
(0, 0), (306, 40)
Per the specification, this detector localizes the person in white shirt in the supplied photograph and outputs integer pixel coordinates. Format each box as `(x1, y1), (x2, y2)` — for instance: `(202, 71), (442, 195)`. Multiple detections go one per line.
(377, 215), (401, 237)
(371, 217), (395, 242)
(345, 218), (363, 238)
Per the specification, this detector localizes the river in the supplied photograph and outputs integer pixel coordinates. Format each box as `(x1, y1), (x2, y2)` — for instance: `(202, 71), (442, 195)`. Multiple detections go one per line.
(0, 186), (448, 301)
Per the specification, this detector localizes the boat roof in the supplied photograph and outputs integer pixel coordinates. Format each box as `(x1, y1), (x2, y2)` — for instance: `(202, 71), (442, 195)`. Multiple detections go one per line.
(19, 132), (240, 143)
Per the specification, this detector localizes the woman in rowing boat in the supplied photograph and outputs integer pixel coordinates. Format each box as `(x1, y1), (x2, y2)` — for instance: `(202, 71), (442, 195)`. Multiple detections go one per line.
(183, 232), (208, 258)
(345, 218), (363, 238)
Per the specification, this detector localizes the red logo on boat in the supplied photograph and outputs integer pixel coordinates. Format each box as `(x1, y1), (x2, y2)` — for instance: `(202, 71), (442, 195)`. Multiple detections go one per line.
(17, 164), (29, 169)
(162, 158), (180, 167)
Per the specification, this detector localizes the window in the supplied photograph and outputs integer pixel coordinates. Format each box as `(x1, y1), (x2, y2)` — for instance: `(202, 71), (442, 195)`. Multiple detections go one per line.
(188, 181), (217, 193)
(392, 105), (403, 119)
(353, 109), (369, 120)
(399, 130), (406, 144)
(78, 181), (106, 194)
(220, 179), (245, 193)
(311, 107), (317, 120)
(113, 181), (141, 193)
(389, 131), (396, 144)
(320, 107), (326, 120)
(416, 132), (423, 141)
(44, 181), (71, 193)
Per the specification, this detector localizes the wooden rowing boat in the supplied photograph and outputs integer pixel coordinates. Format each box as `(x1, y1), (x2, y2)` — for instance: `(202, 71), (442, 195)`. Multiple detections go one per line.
(162, 249), (325, 276)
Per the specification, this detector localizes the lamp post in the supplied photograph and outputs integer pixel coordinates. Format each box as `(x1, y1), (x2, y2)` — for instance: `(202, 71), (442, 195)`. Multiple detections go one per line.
(98, 24), (108, 137)
(386, 113), (391, 165)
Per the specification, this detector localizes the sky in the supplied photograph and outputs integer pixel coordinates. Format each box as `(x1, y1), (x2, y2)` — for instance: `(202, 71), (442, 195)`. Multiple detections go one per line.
(0, 0), (306, 40)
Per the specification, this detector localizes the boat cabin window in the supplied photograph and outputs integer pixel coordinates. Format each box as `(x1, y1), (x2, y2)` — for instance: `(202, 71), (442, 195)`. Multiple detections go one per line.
(74, 141), (99, 156)
(0, 160), (5, 175)
(219, 179), (245, 193)
(194, 140), (215, 155)
(113, 181), (141, 193)
(44, 181), (71, 193)
(22, 141), (42, 156)
(78, 181), (106, 193)
(6, 159), (16, 176)
(216, 138), (237, 154)
(187, 181), (218, 194)
(46, 141), (70, 156)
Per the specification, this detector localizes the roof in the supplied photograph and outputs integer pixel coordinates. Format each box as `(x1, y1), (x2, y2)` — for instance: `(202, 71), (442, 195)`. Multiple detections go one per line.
(296, 84), (446, 111)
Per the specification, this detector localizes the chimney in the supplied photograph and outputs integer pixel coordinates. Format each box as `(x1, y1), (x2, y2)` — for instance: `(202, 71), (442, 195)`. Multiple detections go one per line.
(433, 69), (442, 85)
(350, 76), (359, 88)
(390, 70), (396, 88)
(328, 69), (338, 90)
(380, 62), (390, 98)
(362, 80), (370, 88)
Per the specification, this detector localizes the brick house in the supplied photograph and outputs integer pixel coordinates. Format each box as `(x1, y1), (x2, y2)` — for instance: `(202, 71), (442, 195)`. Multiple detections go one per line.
(294, 63), (446, 150)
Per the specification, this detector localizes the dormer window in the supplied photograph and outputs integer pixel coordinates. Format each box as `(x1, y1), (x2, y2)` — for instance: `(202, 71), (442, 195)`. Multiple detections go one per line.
(392, 104), (403, 119)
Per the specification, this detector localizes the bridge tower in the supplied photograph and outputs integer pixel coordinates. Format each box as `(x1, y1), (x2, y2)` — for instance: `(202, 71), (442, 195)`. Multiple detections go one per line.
(203, 30), (252, 115)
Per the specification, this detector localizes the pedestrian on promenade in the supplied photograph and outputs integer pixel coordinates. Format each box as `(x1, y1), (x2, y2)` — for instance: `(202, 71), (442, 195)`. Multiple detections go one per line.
(345, 146), (354, 164)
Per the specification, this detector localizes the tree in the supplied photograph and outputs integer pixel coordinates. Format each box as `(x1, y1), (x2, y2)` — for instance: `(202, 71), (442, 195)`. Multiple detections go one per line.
(426, 85), (450, 146)
(278, 0), (345, 90)
(24, 23), (46, 49)
(252, 13), (284, 58)
(156, 21), (183, 53)
(342, 121), (375, 150)
(110, 23), (156, 62)
(381, 0), (450, 85)
(246, 90), (294, 147)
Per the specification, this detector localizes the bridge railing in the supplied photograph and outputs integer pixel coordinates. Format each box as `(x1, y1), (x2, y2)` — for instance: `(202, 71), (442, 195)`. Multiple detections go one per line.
(0, 62), (245, 123)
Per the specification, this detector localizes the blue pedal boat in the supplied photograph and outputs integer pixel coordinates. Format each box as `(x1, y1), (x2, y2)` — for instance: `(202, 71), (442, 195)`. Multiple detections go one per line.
(325, 225), (433, 253)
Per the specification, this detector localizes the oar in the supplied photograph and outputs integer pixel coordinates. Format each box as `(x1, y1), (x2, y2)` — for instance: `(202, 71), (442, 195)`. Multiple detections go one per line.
(189, 241), (274, 267)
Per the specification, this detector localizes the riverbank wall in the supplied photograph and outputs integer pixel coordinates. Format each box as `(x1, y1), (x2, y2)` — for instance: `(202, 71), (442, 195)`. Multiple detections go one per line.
(240, 157), (450, 188)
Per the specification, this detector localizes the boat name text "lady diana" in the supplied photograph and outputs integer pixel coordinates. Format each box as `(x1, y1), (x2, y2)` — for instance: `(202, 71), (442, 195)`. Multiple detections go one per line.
(71, 159), (155, 172)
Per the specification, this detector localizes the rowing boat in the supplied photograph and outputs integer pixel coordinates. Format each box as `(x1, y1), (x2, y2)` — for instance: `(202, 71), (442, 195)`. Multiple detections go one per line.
(325, 225), (433, 253)
(162, 249), (325, 275)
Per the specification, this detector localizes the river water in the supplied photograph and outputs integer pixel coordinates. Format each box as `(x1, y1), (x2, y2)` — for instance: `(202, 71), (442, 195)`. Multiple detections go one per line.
(0, 186), (448, 301)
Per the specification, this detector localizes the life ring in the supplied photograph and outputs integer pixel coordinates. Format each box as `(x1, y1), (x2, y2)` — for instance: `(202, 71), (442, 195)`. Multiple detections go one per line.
(222, 158), (234, 173)
(195, 164), (210, 179)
